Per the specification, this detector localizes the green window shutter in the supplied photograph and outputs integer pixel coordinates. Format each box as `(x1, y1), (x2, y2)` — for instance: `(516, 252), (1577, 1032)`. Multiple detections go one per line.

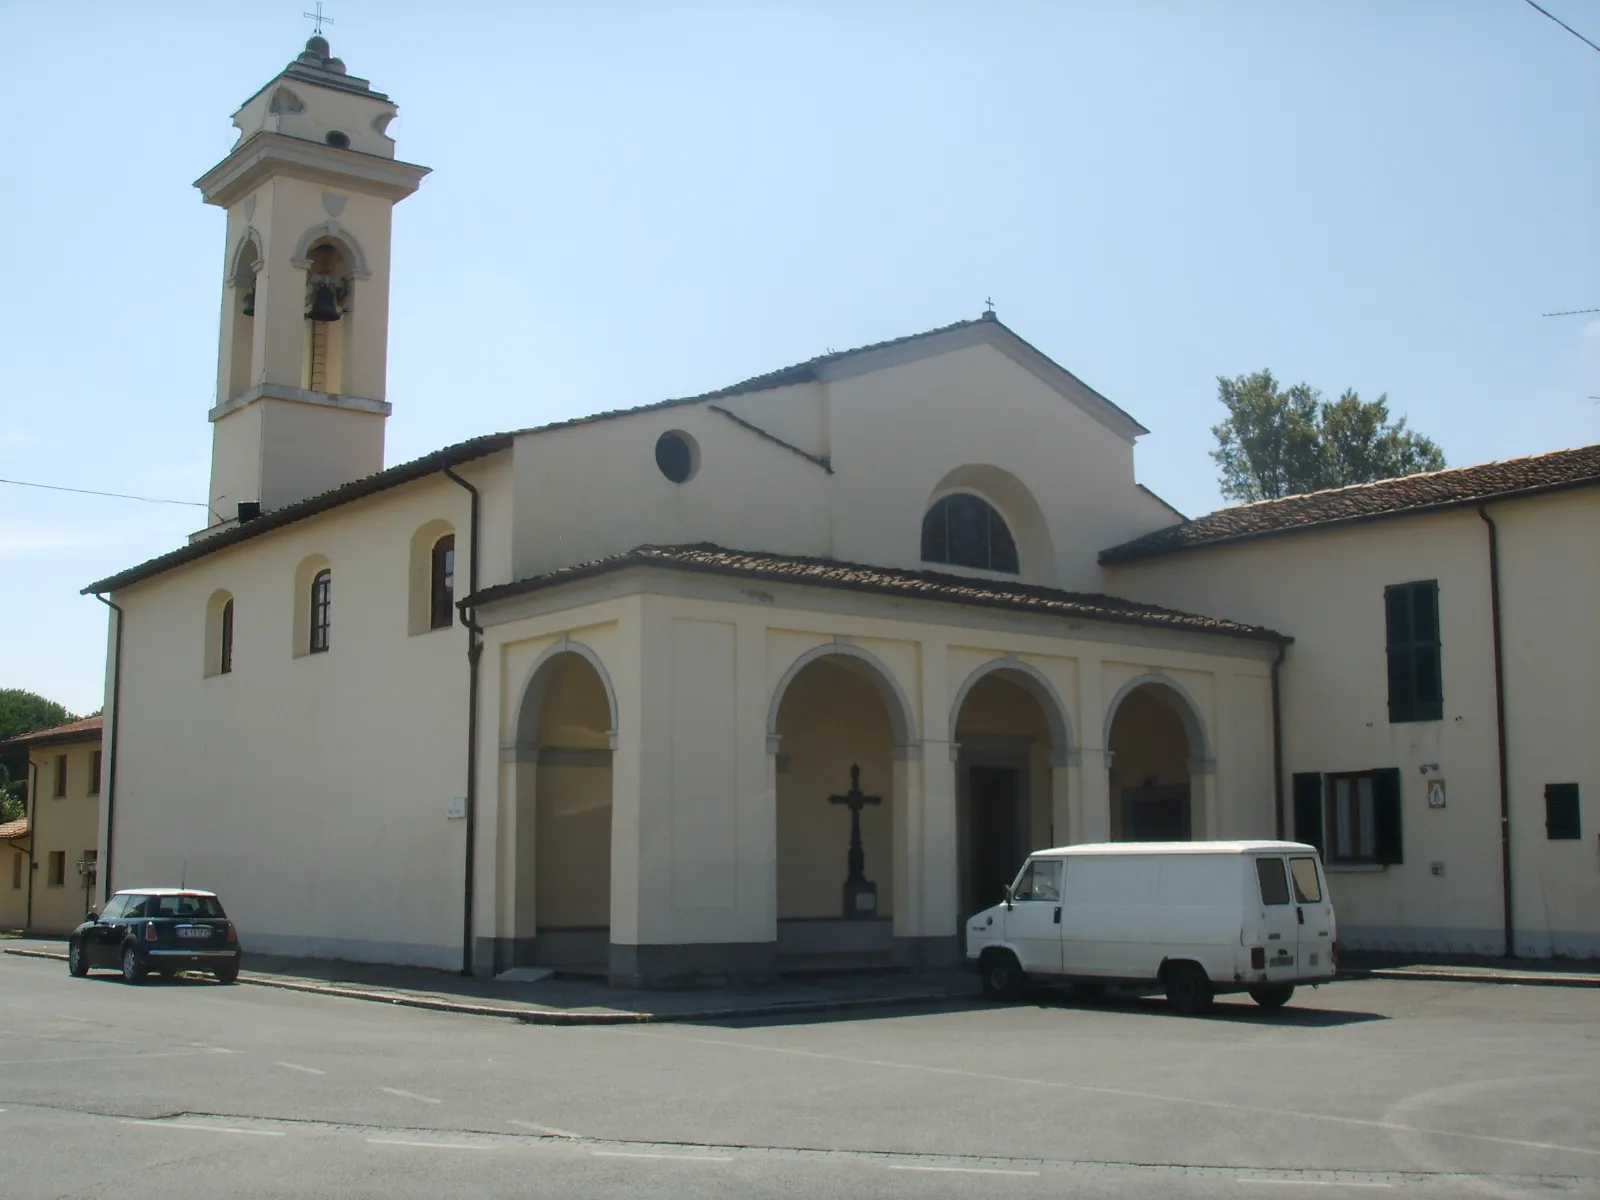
(1385, 582), (1443, 723)
(1545, 784), (1581, 841)
(1372, 767), (1404, 863)
(1293, 772), (1324, 853)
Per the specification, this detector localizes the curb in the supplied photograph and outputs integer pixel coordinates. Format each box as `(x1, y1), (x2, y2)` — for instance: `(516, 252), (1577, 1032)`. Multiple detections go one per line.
(1338, 965), (1600, 989)
(3, 947), (972, 1024)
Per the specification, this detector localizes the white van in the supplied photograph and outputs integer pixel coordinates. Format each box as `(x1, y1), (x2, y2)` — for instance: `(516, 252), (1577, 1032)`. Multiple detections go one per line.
(965, 841), (1337, 1013)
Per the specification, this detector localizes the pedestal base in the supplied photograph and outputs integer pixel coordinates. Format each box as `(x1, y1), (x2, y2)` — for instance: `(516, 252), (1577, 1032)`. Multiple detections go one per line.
(842, 879), (878, 919)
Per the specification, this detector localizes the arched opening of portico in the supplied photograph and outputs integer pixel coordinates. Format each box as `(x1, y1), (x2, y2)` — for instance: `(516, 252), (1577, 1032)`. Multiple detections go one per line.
(512, 648), (615, 970)
(1105, 680), (1206, 842)
(770, 650), (908, 966)
(951, 663), (1072, 918)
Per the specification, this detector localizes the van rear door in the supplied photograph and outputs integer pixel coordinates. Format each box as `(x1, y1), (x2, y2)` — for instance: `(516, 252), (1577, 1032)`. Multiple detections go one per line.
(1252, 856), (1300, 980)
(1289, 855), (1335, 974)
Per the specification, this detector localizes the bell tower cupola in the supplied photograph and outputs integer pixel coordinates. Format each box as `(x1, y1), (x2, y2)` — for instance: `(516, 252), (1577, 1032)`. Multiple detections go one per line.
(197, 35), (430, 524)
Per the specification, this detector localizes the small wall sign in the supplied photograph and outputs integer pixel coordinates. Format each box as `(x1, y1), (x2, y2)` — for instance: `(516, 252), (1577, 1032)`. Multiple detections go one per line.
(445, 796), (467, 820)
(1427, 779), (1447, 809)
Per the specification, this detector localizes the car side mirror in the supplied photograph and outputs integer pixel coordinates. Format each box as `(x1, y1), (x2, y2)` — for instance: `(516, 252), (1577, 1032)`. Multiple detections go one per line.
(86, 911), (99, 923)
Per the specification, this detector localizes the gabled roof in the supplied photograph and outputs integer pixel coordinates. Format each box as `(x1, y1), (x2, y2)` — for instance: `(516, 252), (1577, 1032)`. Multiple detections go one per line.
(85, 315), (1142, 596)
(0, 715), (103, 750)
(466, 543), (1286, 644)
(1101, 443), (1600, 565)
(509, 313), (1147, 442)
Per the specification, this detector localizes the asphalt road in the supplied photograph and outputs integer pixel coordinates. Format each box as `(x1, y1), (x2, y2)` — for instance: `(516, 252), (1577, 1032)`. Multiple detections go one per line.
(2, 952), (1596, 1199)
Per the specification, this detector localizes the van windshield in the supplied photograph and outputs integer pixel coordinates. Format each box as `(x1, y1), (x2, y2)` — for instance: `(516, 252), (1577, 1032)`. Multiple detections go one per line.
(1289, 857), (1323, 903)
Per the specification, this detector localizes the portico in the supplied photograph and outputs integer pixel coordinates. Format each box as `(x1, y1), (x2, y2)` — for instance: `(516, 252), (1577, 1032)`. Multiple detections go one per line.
(469, 547), (1282, 985)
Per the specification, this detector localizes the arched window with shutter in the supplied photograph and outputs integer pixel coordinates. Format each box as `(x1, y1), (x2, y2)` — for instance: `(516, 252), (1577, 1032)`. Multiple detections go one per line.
(430, 534), (456, 630)
(920, 493), (1019, 574)
(309, 569), (332, 653)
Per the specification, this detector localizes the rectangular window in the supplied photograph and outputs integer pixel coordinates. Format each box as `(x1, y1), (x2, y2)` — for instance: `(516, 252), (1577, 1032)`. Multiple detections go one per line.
(1324, 769), (1404, 865)
(53, 754), (67, 797)
(89, 750), (102, 795)
(1289, 857), (1323, 903)
(10, 852), (22, 889)
(47, 851), (66, 887)
(1385, 580), (1443, 722)
(1545, 784), (1581, 840)
(1012, 859), (1062, 902)
(1255, 857), (1291, 905)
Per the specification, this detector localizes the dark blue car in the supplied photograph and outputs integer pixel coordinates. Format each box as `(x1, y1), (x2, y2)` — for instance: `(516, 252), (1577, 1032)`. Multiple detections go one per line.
(68, 888), (243, 984)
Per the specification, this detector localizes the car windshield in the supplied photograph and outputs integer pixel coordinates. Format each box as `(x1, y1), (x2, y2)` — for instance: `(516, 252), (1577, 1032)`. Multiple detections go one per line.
(138, 894), (227, 919)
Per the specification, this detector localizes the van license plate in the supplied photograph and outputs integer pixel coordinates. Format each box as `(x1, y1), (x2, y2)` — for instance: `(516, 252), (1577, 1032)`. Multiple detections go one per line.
(177, 927), (210, 939)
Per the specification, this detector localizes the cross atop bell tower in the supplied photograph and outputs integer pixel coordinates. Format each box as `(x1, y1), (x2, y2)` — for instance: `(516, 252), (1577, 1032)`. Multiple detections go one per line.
(195, 35), (430, 526)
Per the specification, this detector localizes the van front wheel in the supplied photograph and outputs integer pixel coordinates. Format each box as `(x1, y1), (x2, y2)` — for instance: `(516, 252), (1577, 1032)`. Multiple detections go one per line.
(1248, 983), (1294, 1010)
(980, 951), (1024, 1002)
(1162, 962), (1214, 1014)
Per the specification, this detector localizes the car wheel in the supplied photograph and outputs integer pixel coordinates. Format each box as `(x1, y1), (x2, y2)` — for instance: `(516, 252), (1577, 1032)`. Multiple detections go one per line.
(1248, 983), (1295, 1010)
(1162, 962), (1214, 1014)
(214, 965), (239, 985)
(68, 940), (90, 977)
(980, 951), (1025, 1002)
(121, 945), (147, 985)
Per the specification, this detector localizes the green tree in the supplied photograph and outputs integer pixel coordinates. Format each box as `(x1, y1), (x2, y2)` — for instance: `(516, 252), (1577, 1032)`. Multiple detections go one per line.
(1210, 370), (1446, 503)
(0, 689), (78, 823)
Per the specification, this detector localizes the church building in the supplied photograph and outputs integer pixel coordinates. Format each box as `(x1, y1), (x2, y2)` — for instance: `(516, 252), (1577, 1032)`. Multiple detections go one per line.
(84, 38), (1599, 982)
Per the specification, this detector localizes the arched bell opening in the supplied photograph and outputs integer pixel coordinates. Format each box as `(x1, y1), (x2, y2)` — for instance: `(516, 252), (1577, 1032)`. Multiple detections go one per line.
(301, 239), (351, 393)
(511, 647), (617, 971)
(227, 238), (261, 401)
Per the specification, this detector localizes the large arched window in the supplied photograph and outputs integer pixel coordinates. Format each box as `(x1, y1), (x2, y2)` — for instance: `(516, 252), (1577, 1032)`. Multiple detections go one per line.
(921, 493), (1019, 574)
(309, 569), (332, 653)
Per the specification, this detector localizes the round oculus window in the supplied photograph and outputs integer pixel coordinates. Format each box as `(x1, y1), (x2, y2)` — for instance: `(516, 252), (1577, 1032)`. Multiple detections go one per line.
(325, 130), (351, 149)
(654, 431), (697, 484)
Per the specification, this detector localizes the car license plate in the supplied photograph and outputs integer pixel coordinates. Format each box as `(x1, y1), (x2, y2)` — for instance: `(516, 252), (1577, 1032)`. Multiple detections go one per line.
(177, 927), (210, 939)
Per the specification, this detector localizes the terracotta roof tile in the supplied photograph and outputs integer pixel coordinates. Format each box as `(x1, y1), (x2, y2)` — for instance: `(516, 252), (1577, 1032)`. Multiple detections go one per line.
(1102, 444), (1600, 565)
(0, 714), (103, 749)
(468, 544), (1285, 644)
(0, 817), (28, 841)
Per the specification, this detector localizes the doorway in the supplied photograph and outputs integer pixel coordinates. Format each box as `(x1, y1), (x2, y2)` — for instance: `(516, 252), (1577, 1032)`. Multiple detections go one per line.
(964, 764), (1024, 916)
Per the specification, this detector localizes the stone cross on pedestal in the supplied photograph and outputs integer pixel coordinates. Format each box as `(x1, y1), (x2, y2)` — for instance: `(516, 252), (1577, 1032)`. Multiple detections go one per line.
(828, 764), (881, 918)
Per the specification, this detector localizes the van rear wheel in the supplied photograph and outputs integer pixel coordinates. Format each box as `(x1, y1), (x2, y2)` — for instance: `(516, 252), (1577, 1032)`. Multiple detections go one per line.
(980, 951), (1024, 1002)
(1248, 983), (1295, 1010)
(1162, 962), (1214, 1014)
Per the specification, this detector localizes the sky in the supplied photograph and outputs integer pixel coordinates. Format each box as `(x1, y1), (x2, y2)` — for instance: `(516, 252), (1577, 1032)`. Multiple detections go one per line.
(0, 0), (1595, 715)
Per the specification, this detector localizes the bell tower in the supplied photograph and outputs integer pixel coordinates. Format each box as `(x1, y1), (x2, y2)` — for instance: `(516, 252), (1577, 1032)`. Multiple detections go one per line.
(197, 35), (429, 524)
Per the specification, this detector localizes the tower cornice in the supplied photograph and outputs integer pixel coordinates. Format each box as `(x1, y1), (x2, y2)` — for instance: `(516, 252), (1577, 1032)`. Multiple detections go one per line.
(194, 131), (430, 209)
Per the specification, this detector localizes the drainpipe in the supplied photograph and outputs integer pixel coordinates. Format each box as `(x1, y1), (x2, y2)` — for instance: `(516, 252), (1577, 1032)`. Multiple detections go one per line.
(1478, 506), (1514, 958)
(443, 467), (482, 977)
(24, 759), (38, 929)
(1270, 639), (1288, 841)
(91, 594), (124, 905)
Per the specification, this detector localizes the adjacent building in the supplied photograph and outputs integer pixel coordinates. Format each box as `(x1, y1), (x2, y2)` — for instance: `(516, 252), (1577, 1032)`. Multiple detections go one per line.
(0, 717), (104, 934)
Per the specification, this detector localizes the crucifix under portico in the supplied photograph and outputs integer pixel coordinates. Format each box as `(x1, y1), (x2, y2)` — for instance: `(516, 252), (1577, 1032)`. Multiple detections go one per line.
(828, 764), (881, 918)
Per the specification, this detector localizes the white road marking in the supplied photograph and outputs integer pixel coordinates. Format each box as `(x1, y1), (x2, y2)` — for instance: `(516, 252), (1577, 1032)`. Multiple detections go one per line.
(1237, 1182), (1391, 1190)
(593, 1151), (734, 1162)
(889, 1165), (1040, 1177)
(508, 1118), (581, 1138)
(366, 1138), (493, 1151)
(274, 1061), (326, 1075)
(120, 1120), (284, 1137)
(379, 1086), (441, 1104)
(623, 1030), (1600, 1160)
